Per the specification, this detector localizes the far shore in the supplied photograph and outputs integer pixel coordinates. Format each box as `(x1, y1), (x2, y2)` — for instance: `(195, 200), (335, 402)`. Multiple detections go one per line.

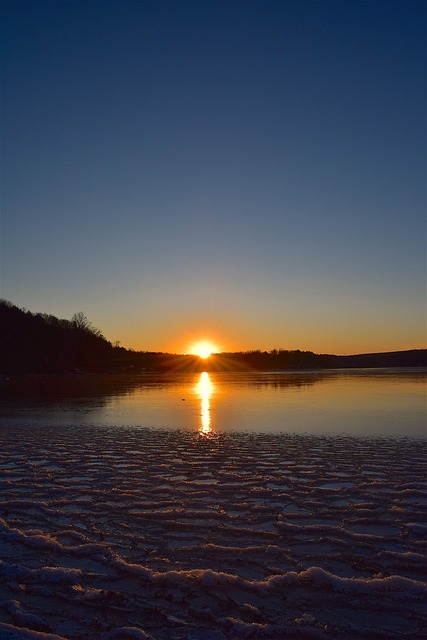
(1, 348), (426, 378)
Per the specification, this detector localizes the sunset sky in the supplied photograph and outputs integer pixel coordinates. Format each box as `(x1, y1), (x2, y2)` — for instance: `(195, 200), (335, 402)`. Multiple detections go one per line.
(2, 0), (425, 355)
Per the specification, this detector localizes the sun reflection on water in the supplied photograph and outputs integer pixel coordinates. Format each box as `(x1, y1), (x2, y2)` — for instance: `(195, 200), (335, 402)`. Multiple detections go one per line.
(195, 372), (215, 435)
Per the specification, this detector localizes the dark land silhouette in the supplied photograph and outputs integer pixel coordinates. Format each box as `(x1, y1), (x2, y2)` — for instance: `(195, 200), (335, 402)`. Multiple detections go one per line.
(1, 299), (426, 375)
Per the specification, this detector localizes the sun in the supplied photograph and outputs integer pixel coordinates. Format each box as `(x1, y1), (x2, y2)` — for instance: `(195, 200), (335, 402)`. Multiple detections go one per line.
(191, 340), (218, 359)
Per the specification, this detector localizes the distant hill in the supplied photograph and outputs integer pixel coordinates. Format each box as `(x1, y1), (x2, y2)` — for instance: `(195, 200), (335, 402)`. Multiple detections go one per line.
(1, 300), (426, 375)
(211, 348), (427, 371)
(324, 350), (427, 369)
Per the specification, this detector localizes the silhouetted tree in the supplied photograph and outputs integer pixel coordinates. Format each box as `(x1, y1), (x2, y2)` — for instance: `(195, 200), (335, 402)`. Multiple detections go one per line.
(71, 312), (103, 337)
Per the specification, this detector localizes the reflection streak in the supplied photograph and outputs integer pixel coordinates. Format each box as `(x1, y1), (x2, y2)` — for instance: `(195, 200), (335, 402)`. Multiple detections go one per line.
(196, 372), (214, 435)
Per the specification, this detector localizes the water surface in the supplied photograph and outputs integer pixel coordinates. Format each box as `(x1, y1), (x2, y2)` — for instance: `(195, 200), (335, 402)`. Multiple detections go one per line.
(1, 368), (425, 438)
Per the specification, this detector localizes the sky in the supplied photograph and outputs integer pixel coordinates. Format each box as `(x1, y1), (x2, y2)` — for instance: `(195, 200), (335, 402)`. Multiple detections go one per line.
(1, 0), (425, 355)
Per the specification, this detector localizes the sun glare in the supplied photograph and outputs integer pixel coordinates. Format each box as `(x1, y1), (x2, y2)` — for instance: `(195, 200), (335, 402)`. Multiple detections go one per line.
(191, 341), (217, 359)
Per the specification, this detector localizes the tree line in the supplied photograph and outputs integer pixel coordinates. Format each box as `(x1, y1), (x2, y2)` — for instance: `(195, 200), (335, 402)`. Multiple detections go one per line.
(1, 300), (425, 375)
(0, 300), (202, 374)
(0, 300), (114, 374)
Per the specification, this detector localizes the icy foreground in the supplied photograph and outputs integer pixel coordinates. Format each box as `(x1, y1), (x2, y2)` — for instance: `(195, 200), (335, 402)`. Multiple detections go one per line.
(0, 425), (426, 639)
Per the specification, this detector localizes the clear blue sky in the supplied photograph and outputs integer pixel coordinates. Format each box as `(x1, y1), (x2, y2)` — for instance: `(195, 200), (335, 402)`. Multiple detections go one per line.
(1, 0), (425, 354)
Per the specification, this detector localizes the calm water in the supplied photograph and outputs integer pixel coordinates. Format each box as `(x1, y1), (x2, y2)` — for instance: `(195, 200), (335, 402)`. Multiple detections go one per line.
(1, 369), (425, 438)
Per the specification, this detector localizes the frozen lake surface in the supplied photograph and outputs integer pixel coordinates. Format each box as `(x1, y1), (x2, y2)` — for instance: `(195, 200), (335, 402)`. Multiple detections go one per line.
(0, 370), (426, 638)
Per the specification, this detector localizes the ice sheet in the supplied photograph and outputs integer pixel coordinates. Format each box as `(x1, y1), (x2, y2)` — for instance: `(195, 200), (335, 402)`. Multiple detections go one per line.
(0, 425), (426, 639)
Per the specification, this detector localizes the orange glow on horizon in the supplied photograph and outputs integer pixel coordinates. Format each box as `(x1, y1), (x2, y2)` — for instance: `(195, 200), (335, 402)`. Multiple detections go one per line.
(108, 320), (425, 357)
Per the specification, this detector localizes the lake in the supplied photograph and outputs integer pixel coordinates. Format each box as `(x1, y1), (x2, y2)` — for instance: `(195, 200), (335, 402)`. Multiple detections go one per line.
(1, 368), (426, 639)
(1, 368), (425, 438)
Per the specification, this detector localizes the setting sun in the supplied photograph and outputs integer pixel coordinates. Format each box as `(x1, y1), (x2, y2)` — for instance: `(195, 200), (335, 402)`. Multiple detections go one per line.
(191, 341), (218, 359)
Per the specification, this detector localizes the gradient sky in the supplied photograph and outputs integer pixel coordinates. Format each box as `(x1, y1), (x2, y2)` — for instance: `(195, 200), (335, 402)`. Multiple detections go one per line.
(1, 0), (425, 354)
